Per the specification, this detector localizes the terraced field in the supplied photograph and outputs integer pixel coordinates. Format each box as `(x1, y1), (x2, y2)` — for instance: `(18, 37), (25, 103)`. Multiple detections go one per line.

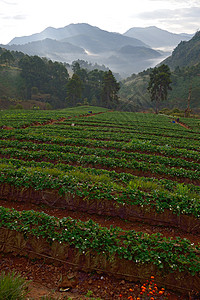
(0, 107), (199, 299)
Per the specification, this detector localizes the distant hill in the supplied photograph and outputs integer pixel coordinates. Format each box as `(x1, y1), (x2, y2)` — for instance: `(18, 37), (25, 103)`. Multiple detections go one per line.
(124, 26), (193, 50)
(9, 23), (148, 48)
(6, 23), (194, 77)
(119, 32), (200, 112)
(4, 38), (85, 63)
(162, 31), (200, 69)
(4, 23), (163, 77)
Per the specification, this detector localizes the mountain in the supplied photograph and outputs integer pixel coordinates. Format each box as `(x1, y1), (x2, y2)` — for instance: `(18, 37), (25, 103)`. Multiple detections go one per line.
(4, 38), (85, 63)
(124, 26), (193, 50)
(161, 31), (200, 69)
(9, 23), (148, 48)
(4, 23), (163, 77)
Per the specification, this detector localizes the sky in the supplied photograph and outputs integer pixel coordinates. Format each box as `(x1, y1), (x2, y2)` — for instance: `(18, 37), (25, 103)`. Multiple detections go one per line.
(0, 0), (200, 44)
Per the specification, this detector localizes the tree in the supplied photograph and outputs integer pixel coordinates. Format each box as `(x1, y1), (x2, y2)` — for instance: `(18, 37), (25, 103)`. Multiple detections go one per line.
(19, 55), (47, 99)
(101, 70), (120, 108)
(147, 64), (172, 113)
(66, 74), (83, 106)
(47, 61), (69, 99)
(0, 50), (14, 65)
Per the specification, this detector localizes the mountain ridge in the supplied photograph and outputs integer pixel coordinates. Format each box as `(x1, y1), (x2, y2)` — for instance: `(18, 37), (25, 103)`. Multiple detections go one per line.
(124, 26), (193, 49)
(8, 23), (148, 47)
(3, 23), (194, 77)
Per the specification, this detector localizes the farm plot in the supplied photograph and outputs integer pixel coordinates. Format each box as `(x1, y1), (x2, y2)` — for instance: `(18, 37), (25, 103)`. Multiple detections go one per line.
(0, 108), (200, 298)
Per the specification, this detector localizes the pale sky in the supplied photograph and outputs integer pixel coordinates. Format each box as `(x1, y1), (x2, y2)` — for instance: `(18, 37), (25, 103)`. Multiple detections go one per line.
(0, 0), (200, 44)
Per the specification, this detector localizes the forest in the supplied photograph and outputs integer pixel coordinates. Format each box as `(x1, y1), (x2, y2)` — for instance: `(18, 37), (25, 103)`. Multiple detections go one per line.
(0, 42), (200, 113)
(0, 48), (120, 109)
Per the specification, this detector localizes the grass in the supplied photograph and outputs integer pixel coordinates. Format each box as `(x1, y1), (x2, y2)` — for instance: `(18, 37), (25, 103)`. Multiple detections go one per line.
(0, 271), (29, 300)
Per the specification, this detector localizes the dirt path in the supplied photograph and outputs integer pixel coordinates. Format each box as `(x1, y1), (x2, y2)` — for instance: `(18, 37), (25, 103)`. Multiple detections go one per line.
(174, 120), (191, 130)
(0, 246), (186, 300)
(1, 111), (109, 131)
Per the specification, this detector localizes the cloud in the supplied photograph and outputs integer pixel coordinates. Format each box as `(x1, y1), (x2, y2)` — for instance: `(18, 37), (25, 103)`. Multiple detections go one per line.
(138, 6), (200, 20)
(12, 14), (26, 20)
(149, 0), (199, 3)
(2, 14), (27, 20)
(137, 6), (200, 32)
(129, 5), (200, 33)
(0, 0), (17, 4)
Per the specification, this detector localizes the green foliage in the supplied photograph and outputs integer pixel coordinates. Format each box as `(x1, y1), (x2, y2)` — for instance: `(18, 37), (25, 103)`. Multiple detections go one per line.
(147, 64), (172, 113)
(0, 207), (200, 275)
(120, 41), (200, 113)
(101, 70), (120, 108)
(0, 49), (118, 109)
(85, 290), (93, 297)
(0, 50), (14, 65)
(0, 271), (29, 300)
(19, 55), (69, 106)
(66, 73), (83, 106)
(163, 31), (200, 69)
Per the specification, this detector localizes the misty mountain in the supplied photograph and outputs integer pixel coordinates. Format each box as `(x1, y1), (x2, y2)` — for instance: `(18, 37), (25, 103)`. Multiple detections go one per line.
(3, 38), (85, 62)
(9, 23), (148, 48)
(162, 31), (200, 69)
(124, 26), (193, 50)
(5, 38), (85, 55)
(5, 23), (165, 77)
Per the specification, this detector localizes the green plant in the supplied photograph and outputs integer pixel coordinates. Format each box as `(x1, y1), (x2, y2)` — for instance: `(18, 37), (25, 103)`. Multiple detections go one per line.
(85, 290), (93, 297)
(0, 271), (29, 300)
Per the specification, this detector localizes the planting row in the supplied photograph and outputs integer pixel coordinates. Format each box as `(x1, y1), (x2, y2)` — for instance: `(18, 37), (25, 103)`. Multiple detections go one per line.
(57, 119), (200, 140)
(1, 156), (200, 195)
(1, 131), (199, 161)
(1, 145), (200, 183)
(0, 162), (200, 220)
(1, 124), (200, 151)
(1, 156), (200, 193)
(0, 139), (199, 171)
(25, 126), (200, 151)
(0, 206), (199, 274)
(32, 122), (200, 143)
(0, 106), (106, 128)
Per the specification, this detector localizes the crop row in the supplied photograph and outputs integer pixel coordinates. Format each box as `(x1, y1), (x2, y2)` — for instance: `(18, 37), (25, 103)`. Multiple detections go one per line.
(0, 139), (199, 172)
(25, 126), (200, 151)
(1, 156), (200, 198)
(1, 157), (200, 195)
(0, 106), (106, 128)
(0, 163), (200, 217)
(1, 130), (199, 162)
(55, 119), (200, 140)
(38, 121), (200, 141)
(0, 206), (200, 275)
(1, 124), (200, 151)
(1, 144), (200, 182)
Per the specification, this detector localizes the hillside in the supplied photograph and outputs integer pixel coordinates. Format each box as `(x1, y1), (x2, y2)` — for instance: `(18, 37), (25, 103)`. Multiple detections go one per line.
(0, 48), (122, 110)
(119, 32), (200, 112)
(162, 31), (200, 69)
(119, 63), (200, 112)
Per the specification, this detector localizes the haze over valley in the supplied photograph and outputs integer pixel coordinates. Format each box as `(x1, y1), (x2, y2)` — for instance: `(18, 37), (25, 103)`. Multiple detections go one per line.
(0, 23), (194, 77)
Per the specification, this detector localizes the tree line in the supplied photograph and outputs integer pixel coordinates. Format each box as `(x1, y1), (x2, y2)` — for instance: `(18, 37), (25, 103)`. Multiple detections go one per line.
(0, 48), (120, 109)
